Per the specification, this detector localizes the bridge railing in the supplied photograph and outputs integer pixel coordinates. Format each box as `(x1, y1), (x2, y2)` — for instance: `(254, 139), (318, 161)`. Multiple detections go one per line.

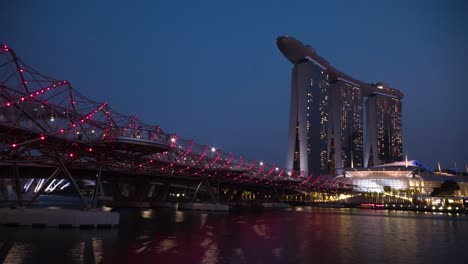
(102, 127), (172, 145)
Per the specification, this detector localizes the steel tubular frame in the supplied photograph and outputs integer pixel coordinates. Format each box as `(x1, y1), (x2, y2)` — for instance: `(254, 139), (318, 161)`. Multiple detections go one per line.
(0, 43), (341, 206)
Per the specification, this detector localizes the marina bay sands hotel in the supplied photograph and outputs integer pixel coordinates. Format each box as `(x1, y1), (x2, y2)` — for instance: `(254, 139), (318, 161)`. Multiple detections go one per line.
(277, 36), (404, 176)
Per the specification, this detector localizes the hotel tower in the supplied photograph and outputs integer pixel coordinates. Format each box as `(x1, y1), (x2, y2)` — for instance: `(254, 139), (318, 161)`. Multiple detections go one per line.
(277, 36), (404, 176)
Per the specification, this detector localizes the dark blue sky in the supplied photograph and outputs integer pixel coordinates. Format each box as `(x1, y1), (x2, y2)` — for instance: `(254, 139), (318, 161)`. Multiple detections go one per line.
(2, 0), (467, 169)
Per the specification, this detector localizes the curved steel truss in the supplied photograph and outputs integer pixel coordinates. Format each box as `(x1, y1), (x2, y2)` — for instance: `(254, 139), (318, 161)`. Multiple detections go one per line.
(0, 44), (350, 194)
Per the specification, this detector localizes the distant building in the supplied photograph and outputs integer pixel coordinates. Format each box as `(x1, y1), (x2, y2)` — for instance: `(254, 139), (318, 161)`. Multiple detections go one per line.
(285, 59), (330, 177)
(277, 36), (403, 176)
(329, 80), (363, 170)
(363, 82), (403, 167)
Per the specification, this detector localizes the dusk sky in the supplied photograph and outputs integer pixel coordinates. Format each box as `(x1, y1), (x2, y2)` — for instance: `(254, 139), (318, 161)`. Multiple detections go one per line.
(1, 0), (467, 170)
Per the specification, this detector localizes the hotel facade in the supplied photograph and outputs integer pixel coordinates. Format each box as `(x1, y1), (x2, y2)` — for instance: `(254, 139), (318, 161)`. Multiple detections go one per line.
(277, 36), (403, 176)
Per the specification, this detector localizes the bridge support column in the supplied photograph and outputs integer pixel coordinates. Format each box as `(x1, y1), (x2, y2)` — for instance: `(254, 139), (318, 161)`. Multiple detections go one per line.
(147, 184), (156, 199)
(205, 177), (217, 203)
(191, 177), (217, 203)
(134, 183), (151, 202)
(192, 180), (203, 202)
(57, 158), (88, 210)
(0, 179), (10, 200)
(271, 185), (282, 202)
(160, 182), (171, 201)
(13, 162), (22, 207)
(143, 182), (168, 201)
(91, 166), (103, 209)
(111, 183), (123, 201)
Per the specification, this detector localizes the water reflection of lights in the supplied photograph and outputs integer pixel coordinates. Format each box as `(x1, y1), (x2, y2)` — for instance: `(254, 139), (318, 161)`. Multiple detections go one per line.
(155, 237), (177, 254)
(234, 248), (247, 262)
(253, 224), (271, 239)
(141, 209), (153, 219)
(200, 213), (208, 229)
(70, 241), (84, 263)
(175, 211), (184, 223)
(137, 235), (150, 240)
(92, 238), (104, 263)
(272, 247), (283, 257)
(3, 242), (31, 264)
(201, 243), (219, 264)
(200, 226), (219, 263)
(135, 240), (152, 254)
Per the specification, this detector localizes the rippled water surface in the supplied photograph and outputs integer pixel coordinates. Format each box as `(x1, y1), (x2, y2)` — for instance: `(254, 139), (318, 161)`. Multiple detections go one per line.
(1, 207), (468, 263)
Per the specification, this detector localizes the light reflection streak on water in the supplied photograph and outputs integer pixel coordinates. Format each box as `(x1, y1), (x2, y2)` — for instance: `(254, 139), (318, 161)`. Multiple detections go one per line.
(155, 237), (177, 254)
(200, 224), (219, 264)
(234, 248), (247, 263)
(135, 240), (152, 254)
(3, 242), (31, 264)
(92, 238), (103, 264)
(141, 209), (153, 219)
(200, 213), (208, 229)
(272, 247), (283, 257)
(175, 211), (184, 223)
(69, 241), (84, 264)
(252, 220), (271, 239)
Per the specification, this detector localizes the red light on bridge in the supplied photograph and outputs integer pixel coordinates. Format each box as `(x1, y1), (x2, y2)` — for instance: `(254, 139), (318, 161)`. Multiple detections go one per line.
(6, 102), (11, 107)
(69, 153), (74, 158)
(40, 136), (45, 140)
(88, 148), (93, 152)
(12, 143), (17, 148)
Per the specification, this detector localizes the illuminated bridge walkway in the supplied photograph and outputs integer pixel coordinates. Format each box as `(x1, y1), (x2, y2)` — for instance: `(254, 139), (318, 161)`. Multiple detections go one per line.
(0, 44), (349, 209)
